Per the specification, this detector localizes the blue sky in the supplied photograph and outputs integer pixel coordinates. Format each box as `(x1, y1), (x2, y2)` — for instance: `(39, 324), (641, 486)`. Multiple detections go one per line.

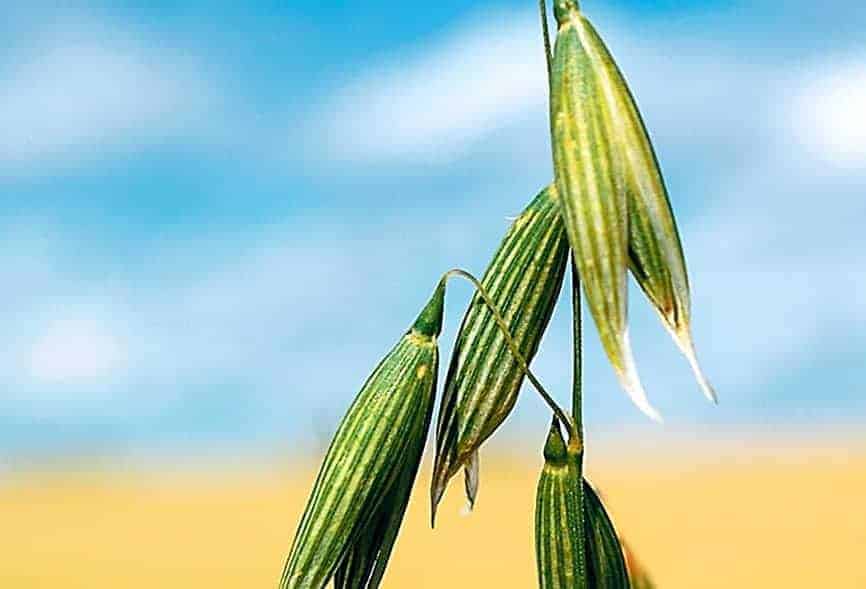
(2, 0), (865, 463)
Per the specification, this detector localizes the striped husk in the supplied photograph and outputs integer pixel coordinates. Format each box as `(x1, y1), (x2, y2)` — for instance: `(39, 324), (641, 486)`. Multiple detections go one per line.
(584, 482), (630, 589)
(535, 422), (631, 589)
(333, 408), (428, 589)
(279, 283), (444, 589)
(432, 186), (568, 521)
(573, 12), (716, 404)
(550, 2), (659, 421)
(535, 419), (586, 589)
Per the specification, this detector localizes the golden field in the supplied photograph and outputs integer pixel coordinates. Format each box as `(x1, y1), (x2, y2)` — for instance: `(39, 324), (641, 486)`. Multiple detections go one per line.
(2, 444), (865, 588)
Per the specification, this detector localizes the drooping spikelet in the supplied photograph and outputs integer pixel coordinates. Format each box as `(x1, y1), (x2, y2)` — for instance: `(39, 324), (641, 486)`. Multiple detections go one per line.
(584, 482), (630, 589)
(432, 186), (569, 521)
(535, 419), (630, 589)
(553, 0), (716, 406)
(279, 282), (444, 589)
(550, 0), (659, 420)
(535, 419), (586, 589)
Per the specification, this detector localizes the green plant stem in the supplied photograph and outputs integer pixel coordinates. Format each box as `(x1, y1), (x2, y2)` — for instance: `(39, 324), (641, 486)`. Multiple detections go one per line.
(570, 258), (588, 589)
(570, 255), (583, 447)
(442, 269), (575, 437)
(538, 0), (553, 82)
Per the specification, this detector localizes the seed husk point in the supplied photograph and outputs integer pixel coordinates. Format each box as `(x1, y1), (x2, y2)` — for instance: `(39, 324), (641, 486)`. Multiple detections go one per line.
(550, 3), (661, 421)
(279, 283), (444, 588)
(432, 186), (570, 520)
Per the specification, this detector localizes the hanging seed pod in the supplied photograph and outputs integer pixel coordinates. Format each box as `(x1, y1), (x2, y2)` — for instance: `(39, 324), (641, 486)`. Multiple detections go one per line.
(570, 6), (716, 404)
(333, 415), (426, 589)
(535, 421), (631, 589)
(550, 0), (659, 421)
(432, 186), (569, 521)
(584, 482), (630, 589)
(279, 282), (444, 589)
(535, 419), (586, 589)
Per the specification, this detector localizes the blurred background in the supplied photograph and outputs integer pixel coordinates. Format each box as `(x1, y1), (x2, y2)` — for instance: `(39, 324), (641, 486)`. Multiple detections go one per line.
(1, 0), (864, 586)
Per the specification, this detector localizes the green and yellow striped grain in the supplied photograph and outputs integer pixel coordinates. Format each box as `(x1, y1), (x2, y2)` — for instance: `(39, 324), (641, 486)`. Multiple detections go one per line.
(573, 13), (715, 403)
(550, 1), (659, 420)
(584, 482), (630, 588)
(432, 187), (568, 517)
(535, 420), (586, 589)
(280, 285), (443, 588)
(535, 423), (631, 589)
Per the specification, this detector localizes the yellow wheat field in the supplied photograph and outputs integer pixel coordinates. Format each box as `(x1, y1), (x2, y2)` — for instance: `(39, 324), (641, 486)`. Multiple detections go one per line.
(2, 446), (865, 588)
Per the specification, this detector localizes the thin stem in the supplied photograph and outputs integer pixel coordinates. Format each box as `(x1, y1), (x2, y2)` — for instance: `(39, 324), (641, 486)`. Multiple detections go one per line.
(540, 0), (558, 178)
(570, 255), (583, 449)
(538, 0), (553, 83)
(570, 255), (587, 589)
(442, 269), (575, 435)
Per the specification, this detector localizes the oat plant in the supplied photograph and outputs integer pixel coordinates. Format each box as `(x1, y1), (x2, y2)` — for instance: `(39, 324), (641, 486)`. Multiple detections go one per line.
(279, 1), (715, 586)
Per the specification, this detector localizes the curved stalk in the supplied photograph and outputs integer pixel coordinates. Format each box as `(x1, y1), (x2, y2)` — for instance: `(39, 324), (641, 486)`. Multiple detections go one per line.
(442, 268), (575, 437)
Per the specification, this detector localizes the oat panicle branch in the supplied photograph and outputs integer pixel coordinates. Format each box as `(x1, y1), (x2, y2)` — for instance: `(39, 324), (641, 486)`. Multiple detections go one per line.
(278, 1), (714, 586)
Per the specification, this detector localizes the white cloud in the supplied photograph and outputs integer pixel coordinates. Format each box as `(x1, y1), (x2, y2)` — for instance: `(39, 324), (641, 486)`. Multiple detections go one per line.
(0, 213), (467, 419)
(28, 317), (126, 387)
(790, 57), (866, 167)
(314, 7), (785, 169)
(0, 27), (219, 170)
(318, 9), (547, 163)
(0, 227), (131, 408)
